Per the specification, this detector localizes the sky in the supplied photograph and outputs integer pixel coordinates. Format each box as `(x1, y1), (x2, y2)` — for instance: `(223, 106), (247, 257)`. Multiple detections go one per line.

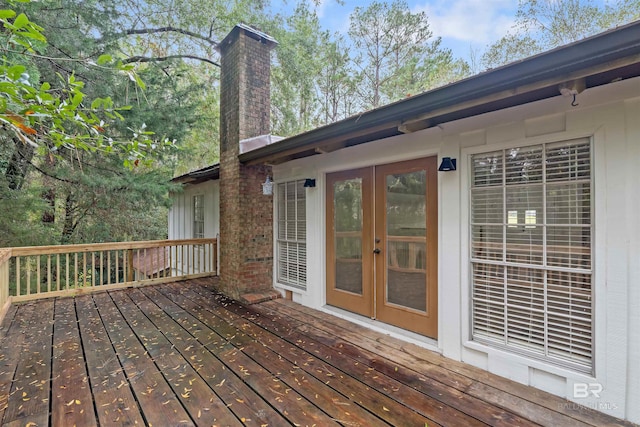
(268, 0), (520, 63)
(269, 0), (612, 63)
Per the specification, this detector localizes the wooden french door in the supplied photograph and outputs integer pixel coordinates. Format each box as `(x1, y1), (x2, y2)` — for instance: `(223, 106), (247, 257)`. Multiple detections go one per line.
(326, 157), (438, 338)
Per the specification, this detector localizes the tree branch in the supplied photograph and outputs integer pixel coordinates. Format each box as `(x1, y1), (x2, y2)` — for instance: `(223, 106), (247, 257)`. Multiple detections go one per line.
(122, 54), (220, 67)
(28, 160), (78, 185)
(111, 26), (219, 48)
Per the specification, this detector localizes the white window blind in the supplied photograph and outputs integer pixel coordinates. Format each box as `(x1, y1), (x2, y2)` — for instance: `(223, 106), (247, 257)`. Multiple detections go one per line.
(193, 195), (205, 239)
(470, 139), (593, 372)
(277, 180), (307, 290)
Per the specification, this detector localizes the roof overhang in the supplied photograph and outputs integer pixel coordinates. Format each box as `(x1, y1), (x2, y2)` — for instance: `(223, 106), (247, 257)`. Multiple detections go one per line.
(239, 20), (640, 165)
(171, 164), (220, 184)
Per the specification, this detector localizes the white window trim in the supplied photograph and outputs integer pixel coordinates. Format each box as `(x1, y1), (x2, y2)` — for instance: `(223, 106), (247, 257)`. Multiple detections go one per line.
(193, 194), (205, 239)
(275, 180), (307, 291)
(460, 130), (598, 376)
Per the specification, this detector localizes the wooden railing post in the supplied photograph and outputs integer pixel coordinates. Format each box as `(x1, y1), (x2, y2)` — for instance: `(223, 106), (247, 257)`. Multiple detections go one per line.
(0, 248), (12, 324)
(127, 249), (134, 283)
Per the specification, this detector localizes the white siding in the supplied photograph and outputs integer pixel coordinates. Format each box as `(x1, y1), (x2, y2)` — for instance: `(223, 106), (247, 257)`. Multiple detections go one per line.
(272, 75), (640, 423)
(168, 180), (220, 240)
(168, 180), (220, 275)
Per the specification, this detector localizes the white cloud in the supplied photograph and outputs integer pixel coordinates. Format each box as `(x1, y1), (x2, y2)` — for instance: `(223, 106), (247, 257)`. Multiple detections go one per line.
(314, 0), (330, 19)
(414, 0), (517, 47)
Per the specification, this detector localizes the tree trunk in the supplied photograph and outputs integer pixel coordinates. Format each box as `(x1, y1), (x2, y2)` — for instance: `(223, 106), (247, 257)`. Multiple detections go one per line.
(41, 153), (56, 223)
(61, 193), (77, 244)
(5, 138), (34, 191)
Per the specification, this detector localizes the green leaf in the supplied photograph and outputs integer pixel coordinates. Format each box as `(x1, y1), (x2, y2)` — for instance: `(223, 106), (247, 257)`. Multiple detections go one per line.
(7, 65), (26, 80)
(133, 74), (146, 90)
(13, 13), (29, 29)
(0, 82), (17, 96)
(20, 29), (46, 42)
(97, 54), (112, 65)
(12, 38), (35, 51)
(91, 98), (103, 109)
(0, 10), (17, 19)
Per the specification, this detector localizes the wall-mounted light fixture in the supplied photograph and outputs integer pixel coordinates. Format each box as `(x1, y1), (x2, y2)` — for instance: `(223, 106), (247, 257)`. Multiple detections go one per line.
(303, 178), (316, 188)
(262, 176), (273, 195)
(438, 157), (457, 172)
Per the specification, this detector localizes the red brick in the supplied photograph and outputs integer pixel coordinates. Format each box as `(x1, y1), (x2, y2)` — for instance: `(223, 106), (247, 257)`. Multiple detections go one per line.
(218, 25), (277, 300)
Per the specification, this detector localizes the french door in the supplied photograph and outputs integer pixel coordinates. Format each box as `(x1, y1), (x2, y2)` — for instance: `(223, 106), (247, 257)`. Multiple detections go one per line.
(326, 157), (438, 338)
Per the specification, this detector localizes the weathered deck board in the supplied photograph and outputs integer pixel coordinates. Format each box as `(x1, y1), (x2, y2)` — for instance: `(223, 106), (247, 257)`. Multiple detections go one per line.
(149, 285), (343, 426)
(75, 294), (145, 426)
(51, 298), (96, 426)
(133, 286), (306, 427)
(0, 304), (31, 425)
(254, 295), (635, 427)
(0, 278), (636, 427)
(181, 284), (450, 427)
(253, 298), (542, 427)
(109, 290), (241, 426)
(92, 291), (193, 426)
(156, 285), (397, 427)
(3, 300), (54, 427)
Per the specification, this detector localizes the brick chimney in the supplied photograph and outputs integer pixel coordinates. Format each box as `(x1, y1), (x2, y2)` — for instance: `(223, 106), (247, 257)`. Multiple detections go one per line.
(218, 24), (278, 301)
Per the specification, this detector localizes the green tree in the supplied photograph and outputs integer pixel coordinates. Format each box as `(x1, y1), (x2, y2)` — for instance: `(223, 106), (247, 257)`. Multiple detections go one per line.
(268, 2), (326, 135)
(317, 35), (359, 124)
(482, 0), (640, 68)
(347, 0), (463, 108)
(0, 3), (177, 246)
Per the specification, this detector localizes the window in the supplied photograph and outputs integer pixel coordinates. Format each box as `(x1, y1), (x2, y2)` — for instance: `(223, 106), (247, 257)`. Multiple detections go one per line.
(193, 195), (205, 239)
(277, 180), (307, 290)
(470, 139), (592, 372)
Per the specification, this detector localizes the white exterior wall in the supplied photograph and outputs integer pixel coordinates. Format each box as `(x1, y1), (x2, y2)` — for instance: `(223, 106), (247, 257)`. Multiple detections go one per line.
(168, 180), (220, 274)
(168, 180), (220, 241)
(271, 76), (640, 423)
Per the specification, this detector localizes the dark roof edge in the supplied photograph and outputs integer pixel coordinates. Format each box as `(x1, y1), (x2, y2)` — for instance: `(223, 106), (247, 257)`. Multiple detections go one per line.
(171, 163), (220, 183)
(239, 20), (640, 164)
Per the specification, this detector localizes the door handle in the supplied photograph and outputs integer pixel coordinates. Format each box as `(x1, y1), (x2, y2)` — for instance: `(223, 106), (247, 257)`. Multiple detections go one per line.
(373, 248), (381, 254)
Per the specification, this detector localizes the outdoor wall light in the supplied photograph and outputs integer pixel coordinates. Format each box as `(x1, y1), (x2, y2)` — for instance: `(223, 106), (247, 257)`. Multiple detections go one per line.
(262, 176), (273, 195)
(438, 157), (457, 172)
(303, 178), (316, 188)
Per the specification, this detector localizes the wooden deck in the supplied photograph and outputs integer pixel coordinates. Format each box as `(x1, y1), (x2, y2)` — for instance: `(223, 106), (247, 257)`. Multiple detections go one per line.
(0, 278), (635, 427)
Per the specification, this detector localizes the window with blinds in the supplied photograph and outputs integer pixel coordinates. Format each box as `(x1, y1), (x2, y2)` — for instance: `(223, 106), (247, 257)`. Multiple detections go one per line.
(470, 138), (593, 372)
(193, 195), (205, 239)
(277, 180), (307, 290)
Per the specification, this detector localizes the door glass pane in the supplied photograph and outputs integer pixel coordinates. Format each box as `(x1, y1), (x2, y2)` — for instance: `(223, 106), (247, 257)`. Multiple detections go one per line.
(385, 171), (427, 312)
(334, 178), (363, 294)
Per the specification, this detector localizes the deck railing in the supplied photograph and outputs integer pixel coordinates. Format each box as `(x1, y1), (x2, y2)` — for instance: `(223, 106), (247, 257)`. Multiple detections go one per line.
(0, 239), (217, 313)
(0, 248), (11, 321)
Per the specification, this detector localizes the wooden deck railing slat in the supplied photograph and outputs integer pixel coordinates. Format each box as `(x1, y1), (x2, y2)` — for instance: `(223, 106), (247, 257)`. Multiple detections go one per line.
(0, 239), (218, 313)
